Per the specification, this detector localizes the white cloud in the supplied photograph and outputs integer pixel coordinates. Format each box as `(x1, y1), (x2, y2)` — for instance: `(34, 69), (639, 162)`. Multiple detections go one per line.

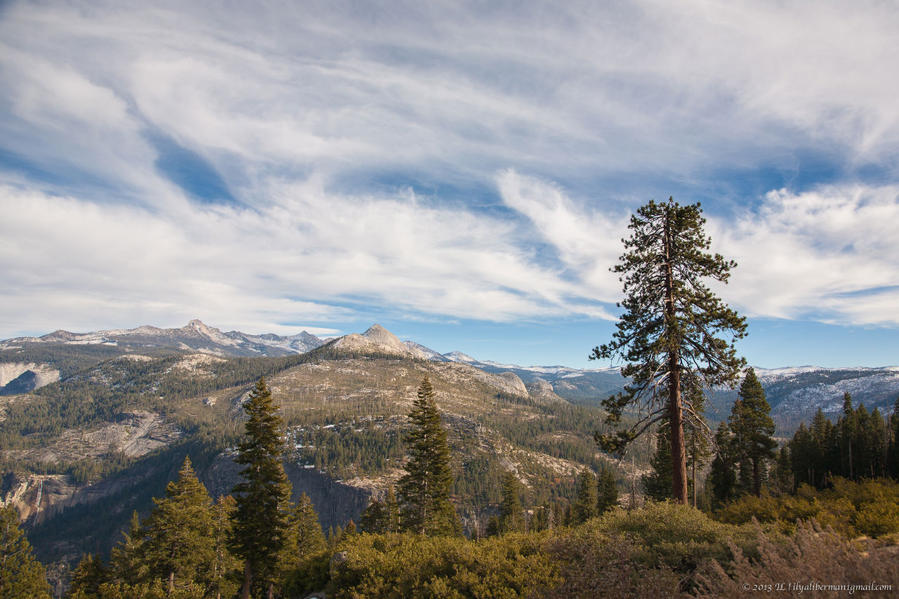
(711, 184), (899, 325)
(1, 1), (898, 336)
(0, 180), (604, 337)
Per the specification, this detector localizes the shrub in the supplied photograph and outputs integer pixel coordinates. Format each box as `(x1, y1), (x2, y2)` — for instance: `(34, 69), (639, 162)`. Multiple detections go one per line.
(693, 521), (899, 598)
(715, 478), (899, 538)
(545, 532), (687, 598)
(328, 532), (558, 599)
(584, 502), (756, 572)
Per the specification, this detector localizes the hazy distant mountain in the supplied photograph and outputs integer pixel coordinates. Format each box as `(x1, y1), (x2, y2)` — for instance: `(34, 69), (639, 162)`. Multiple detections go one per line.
(1, 321), (897, 429)
(318, 324), (432, 360)
(0, 319), (326, 359)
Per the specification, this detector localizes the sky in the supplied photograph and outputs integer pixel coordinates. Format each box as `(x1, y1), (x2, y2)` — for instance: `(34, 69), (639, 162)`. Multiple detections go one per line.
(1, 1), (898, 369)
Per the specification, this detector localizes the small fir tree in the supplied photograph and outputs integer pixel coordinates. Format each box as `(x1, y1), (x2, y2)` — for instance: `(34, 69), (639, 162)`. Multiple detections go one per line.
(0, 505), (51, 599)
(68, 553), (108, 598)
(571, 470), (598, 525)
(231, 377), (292, 599)
(643, 426), (674, 502)
(206, 495), (240, 599)
(707, 423), (737, 508)
(498, 472), (525, 533)
(728, 368), (777, 496)
(142, 456), (215, 593)
(397, 377), (458, 535)
(596, 466), (619, 514)
(109, 510), (147, 585)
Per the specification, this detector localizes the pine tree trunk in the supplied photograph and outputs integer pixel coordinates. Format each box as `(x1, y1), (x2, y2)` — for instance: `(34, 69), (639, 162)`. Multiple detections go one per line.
(691, 448), (697, 508)
(664, 211), (689, 505)
(240, 561), (252, 599)
(752, 458), (760, 497)
(668, 368), (688, 504)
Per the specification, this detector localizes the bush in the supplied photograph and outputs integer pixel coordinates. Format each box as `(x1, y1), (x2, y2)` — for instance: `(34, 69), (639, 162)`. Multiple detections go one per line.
(693, 521), (899, 598)
(328, 532), (558, 599)
(715, 478), (899, 538)
(584, 502), (757, 572)
(545, 532), (687, 598)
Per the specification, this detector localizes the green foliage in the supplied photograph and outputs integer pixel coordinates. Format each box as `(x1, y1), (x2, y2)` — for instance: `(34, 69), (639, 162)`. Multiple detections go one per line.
(546, 531), (685, 598)
(570, 471), (597, 525)
(207, 495), (240, 599)
(727, 369), (776, 497)
(643, 427), (674, 501)
(396, 377), (459, 536)
(787, 396), (894, 489)
(596, 466), (618, 515)
(587, 501), (755, 572)
(329, 532), (559, 599)
(707, 423), (737, 508)
(715, 478), (899, 538)
(0, 505), (51, 599)
(591, 198), (746, 504)
(69, 553), (108, 598)
(230, 377), (292, 597)
(141, 456), (215, 592)
(498, 473), (525, 534)
(360, 487), (399, 534)
(280, 493), (329, 597)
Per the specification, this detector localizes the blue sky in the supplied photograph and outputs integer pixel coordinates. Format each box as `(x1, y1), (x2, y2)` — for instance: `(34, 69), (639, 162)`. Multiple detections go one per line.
(1, 1), (898, 368)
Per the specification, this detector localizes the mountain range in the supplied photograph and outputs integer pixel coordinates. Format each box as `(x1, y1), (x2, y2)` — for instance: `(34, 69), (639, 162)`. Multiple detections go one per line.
(1, 319), (897, 568)
(2, 319), (897, 426)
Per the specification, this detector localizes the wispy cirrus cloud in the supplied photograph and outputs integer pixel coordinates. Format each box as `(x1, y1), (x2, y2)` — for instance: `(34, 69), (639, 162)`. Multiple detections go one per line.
(1, 1), (898, 341)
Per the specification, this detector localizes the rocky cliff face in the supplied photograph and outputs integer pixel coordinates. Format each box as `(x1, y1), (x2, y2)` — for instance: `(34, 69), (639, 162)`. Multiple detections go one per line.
(203, 453), (371, 530)
(0, 362), (60, 395)
(12, 449), (372, 563)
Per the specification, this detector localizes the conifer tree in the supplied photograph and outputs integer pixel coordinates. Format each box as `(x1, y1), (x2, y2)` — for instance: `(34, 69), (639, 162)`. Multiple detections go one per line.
(728, 368), (777, 496)
(571, 470), (598, 524)
(841, 392), (856, 479)
(770, 446), (794, 495)
(0, 505), (51, 599)
(360, 498), (388, 534)
(360, 487), (399, 534)
(642, 427), (674, 501)
(889, 397), (899, 478)
(69, 553), (108, 598)
(142, 456), (215, 593)
(207, 495), (240, 599)
(397, 377), (458, 535)
(592, 198), (746, 504)
(596, 466), (619, 514)
(285, 492), (326, 559)
(109, 511), (146, 585)
(498, 472), (525, 533)
(279, 493), (327, 597)
(231, 377), (292, 599)
(707, 423), (737, 508)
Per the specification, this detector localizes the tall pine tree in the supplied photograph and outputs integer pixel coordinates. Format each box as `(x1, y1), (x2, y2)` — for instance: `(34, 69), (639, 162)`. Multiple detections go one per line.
(231, 377), (292, 599)
(396, 376), (458, 535)
(592, 198), (746, 504)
